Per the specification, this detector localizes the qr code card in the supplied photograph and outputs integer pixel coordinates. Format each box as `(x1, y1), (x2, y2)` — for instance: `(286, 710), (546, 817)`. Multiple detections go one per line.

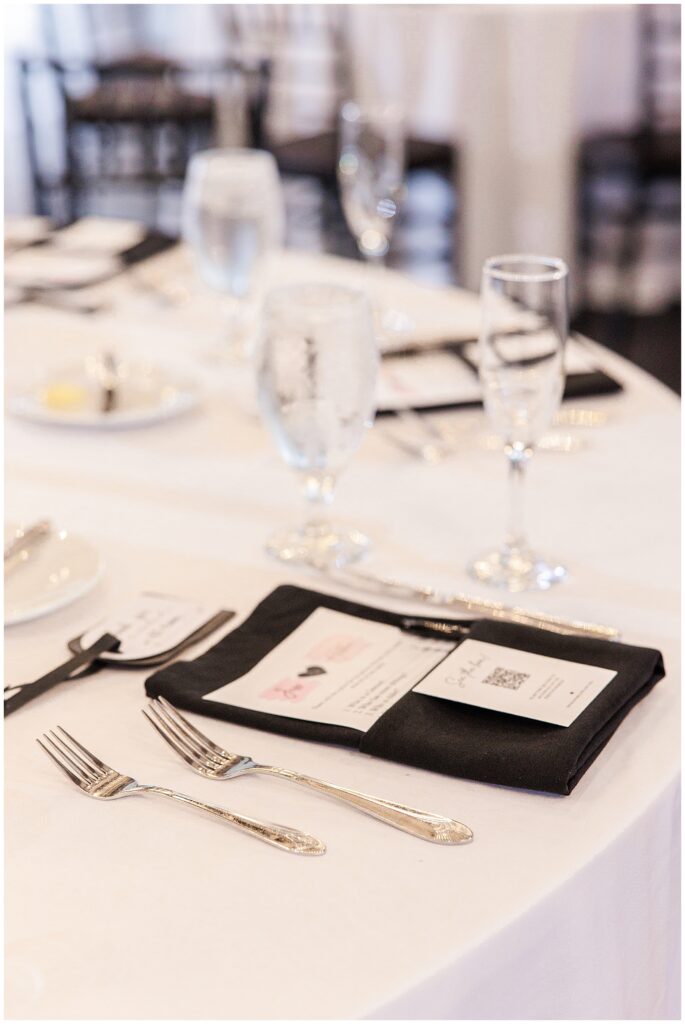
(413, 638), (617, 727)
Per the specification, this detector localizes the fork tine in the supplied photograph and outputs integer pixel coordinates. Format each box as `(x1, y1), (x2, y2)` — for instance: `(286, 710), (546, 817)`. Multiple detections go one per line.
(150, 701), (203, 752)
(141, 708), (199, 769)
(48, 730), (101, 781)
(55, 726), (110, 774)
(146, 702), (208, 761)
(41, 734), (92, 783)
(37, 737), (83, 786)
(156, 696), (227, 757)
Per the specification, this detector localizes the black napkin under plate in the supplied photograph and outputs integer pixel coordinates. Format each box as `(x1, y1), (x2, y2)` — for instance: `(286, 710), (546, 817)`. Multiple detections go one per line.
(144, 585), (664, 796)
(25, 228), (178, 291)
(377, 340), (622, 417)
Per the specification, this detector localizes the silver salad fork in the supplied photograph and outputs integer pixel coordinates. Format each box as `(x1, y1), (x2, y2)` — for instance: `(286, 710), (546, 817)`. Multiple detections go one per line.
(143, 697), (473, 845)
(37, 725), (325, 855)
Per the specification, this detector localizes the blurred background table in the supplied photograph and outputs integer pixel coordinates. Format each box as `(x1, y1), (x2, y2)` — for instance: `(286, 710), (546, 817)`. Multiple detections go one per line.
(4, 3), (680, 390)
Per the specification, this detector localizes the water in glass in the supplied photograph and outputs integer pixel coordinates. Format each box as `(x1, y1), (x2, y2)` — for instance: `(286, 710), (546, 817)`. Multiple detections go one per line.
(258, 284), (378, 567)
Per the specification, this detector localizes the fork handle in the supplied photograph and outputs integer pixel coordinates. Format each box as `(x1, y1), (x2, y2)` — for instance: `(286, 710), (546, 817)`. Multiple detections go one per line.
(144, 786), (325, 855)
(255, 767), (473, 845)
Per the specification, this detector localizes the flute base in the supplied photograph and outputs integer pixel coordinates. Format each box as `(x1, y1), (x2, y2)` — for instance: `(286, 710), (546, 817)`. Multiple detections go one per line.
(266, 520), (371, 569)
(468, 545), (567, 594)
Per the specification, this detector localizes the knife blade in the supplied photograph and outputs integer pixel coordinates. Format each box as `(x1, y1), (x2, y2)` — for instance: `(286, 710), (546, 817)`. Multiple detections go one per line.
(4, 519), (52, 566)
(320, 564), (620, 640)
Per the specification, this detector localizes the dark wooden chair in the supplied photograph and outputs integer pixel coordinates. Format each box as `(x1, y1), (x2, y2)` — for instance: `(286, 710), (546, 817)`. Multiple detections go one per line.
(18, 53), (268, 226)
(577, 4), (680, 310)
(222, 4), (457, 264)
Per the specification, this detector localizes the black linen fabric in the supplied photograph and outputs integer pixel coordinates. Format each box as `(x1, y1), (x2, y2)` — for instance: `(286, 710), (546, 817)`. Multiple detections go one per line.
(44, 228), (177, 290)
(145, 585), (664, 796)
(376, 343), (622, 417)
(118, 230), (177, 268)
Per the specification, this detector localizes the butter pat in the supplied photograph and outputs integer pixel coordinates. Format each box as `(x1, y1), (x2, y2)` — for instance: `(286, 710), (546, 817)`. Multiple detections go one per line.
(40, 382), (88, 411)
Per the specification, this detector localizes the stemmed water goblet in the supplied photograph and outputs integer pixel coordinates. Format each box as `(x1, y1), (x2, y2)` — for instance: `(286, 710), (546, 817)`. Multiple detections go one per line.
(468, 254), (569, 592)
(257, 283), (378, 568)
(337, 101), (411, 342)
(182, 148), (284, 360)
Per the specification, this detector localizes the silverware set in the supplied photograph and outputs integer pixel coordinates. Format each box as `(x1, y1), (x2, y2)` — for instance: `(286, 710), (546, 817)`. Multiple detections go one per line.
(321, 564), (620, 640)
(38, 724), (325, 855)
(38, 698), (474, 855)
(379, 408), (597, 463)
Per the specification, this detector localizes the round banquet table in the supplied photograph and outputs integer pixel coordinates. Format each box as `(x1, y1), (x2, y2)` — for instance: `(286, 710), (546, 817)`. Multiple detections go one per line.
(5, 241), (680, 1020)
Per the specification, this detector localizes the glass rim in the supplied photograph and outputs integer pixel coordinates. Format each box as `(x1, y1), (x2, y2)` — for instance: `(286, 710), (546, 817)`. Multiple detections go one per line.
(483, 254), (569, 283)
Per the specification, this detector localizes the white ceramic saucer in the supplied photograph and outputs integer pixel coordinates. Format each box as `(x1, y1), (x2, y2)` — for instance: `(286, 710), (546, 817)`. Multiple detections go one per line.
(9, 358), (200, 430)
(4, 522), (103, 626)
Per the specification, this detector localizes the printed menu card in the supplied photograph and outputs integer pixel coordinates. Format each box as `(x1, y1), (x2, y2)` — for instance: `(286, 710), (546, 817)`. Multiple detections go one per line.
(203, 607), (452, 730)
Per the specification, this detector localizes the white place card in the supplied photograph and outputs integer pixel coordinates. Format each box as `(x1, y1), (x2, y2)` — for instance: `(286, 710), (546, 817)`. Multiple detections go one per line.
(79, 593), (222, 662)
(414, 639), (617, 727)
(203, 607), (453, 731)
(378, 350), (482, 411)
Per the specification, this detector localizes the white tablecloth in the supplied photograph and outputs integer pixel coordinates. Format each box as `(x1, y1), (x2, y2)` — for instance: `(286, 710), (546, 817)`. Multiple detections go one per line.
(5, 245), (680, 1019)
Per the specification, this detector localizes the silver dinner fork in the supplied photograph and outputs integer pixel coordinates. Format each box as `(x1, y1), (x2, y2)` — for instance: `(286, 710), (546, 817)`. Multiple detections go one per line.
(37, 726), (325, 855)
(143, 697), (473, 845)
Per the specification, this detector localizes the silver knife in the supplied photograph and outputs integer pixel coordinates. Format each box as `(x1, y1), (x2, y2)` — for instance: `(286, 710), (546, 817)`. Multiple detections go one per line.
(99, 351), (119, 413)
(322, 564), (620, 640)
(4, 519), (52, 566)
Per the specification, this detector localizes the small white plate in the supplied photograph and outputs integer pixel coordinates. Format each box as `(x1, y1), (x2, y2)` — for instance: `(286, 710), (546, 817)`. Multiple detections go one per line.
(51, 216), (145, 254)
(4, 523), (103, 626)
(4, 249), (119, 290)
(9, 358), (200, 429)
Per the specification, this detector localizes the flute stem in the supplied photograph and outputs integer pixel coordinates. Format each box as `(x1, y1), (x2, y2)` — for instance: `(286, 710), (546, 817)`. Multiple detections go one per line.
(505, 442), (532, 554)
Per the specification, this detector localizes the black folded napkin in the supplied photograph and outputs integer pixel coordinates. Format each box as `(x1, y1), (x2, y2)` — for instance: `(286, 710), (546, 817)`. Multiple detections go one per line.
(118, 230), (178, 269)
(144, 585), (664, 796)
(377, 340), (622, 417)
(33, 228), (178, 291)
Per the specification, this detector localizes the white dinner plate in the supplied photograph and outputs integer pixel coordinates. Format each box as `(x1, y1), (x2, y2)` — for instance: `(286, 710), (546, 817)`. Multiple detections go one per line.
(4, 523), (103, 626)
(9, 358), (200, 429)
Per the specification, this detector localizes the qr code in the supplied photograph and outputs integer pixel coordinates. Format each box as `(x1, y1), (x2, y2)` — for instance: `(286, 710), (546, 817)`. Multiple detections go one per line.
(482, 666), (530, 690)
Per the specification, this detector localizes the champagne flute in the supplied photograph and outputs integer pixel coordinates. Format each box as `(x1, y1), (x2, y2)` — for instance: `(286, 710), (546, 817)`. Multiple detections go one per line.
(182, 148), (284, 359)
(257, 283), (378, 567)
(338, 101), (404, 264)
(337, 102), (411, 342)
(468, 255), (569, 592)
